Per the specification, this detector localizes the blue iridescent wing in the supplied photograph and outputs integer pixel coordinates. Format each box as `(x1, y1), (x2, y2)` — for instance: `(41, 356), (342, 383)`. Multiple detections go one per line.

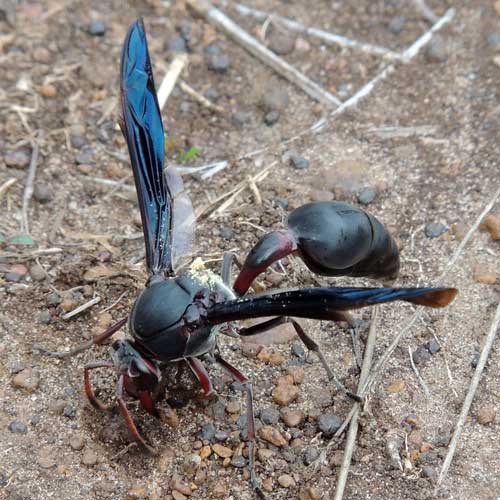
(120, 19), (172, 276)
(206, 287), (458, 325)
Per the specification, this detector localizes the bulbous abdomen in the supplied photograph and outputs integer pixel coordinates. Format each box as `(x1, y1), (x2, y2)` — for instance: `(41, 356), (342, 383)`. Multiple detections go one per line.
(288, 201), (399, 280)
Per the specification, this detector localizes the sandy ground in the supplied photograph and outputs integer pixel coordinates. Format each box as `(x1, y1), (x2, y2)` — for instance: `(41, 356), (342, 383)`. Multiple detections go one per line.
(0, 1), (499, 499)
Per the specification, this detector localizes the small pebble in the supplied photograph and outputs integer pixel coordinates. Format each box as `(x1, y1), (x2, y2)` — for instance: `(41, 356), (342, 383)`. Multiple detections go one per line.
(258, 426), (288, 447)
(38, 449), (57, 469)
(205, 43), (230, 73)
(231, 455), (246, 468)
(12, 369), (40, 392)
(425, 339), (441, 355)
(33, 47), (51, 63)
(481, 213), (500, 240)
(487, 33), (500, 48)
(219, 226), (234, 240)
(37, 310), (52, 325)
(75, 148), (94, 165)
(33, 184), (53, 203)
(260, 407), (280, 425)
(477, 405), (496, 425)
(277, 474), (296, 488)
(29, 263), (46, 281)
(413, 345), (431, 365)
(388, 16), (406, 35)
(264, 110), (280, 126)
(273, 196), (289, 209)
(4, 149), (31, 169)
(426, 35), (448, 62)
(88, 20), (107, 36)
(63, 405), (76, 419)
(82, 448), (98, 466)
(272, 380), (299, 406)
(303, 447), (319, 465)
(317, 413), (342, 438)
(47, 291), (62, 306)
(267, 31), (296, 55)
(289, 155), (309, 170)
(198, 423), (216, 441)
(5, 271), (23, 282)
(261, 87), (289, 112)
(126, 485), (148, 499)
(281, 409), (304, 428)
(387, 379), (406, 394)
(39, 83), (57, 98)
(167, 35), (187, 53)
(421, 465), (436, 479)
(425, 222), (447, 238)
(69, 434), (85, 451)
(8, 420), (27, 434)
(70, 135), (86, 149)
(172, 491), (187, 500)
(291, 342), (305, 359)
(472, 265), (498, 284)
(214, 430), (229, 442)
(357, 187), (377, 205)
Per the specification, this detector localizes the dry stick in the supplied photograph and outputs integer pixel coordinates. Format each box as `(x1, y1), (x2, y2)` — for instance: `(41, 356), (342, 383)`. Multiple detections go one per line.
(187, 0), (341, 107)
(218, 0), (403, 60)
(196, 162), (274, 220)
(333, 306), (379, 500)
(402, 8), (455, 60)
(437, 300), (500, 488)
(157, 54), (188, 111)
(61, 296), (101, 320)
(179, 80), (226, 115)
(233, 7), (455, 164)
(21, 140), (39, 235)
(0, 178), (18, 200)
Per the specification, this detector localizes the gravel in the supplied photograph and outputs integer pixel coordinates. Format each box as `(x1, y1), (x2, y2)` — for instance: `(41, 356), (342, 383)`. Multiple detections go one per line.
(8, 420), (28, 434)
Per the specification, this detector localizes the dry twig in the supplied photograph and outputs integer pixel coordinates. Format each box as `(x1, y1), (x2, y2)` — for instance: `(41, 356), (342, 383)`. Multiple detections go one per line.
(21, 140), (40, 235)
(187, 0), (341, 107)
(61, 296), (102, 320)
(0, 178), (18, 201)
(179, 79), (225, 114)
(333, 306), (379, 500)
(157, 54), (188, 111)
(218, 0), (402, 60)
(437, 300), (500, 487)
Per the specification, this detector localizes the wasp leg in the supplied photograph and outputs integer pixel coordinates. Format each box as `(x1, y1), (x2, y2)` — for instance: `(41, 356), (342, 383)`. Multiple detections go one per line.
(186, 357), (215, 399)
(37, 317), (128, 358)
(238, 317), (362, 403)
(84, 361), (115, 411)
(116, 374), (158, 455)
(215, 354), (265, 500)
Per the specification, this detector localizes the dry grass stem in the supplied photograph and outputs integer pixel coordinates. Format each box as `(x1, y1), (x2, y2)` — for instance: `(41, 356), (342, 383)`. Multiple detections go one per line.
(437, 300), (500, 487)
(187, 0), (341, 107)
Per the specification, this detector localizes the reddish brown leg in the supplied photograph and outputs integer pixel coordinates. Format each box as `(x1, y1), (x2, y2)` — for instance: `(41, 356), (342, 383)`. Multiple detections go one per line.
(215, 354), (264, 499)
(38, 317), (128, 358)
(186, 357), (214, 398)
(116, 374), (158, 455)
(239, 316), (362, 402)
(84, 361), (115, 411)
(233, 230), (297, 295)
